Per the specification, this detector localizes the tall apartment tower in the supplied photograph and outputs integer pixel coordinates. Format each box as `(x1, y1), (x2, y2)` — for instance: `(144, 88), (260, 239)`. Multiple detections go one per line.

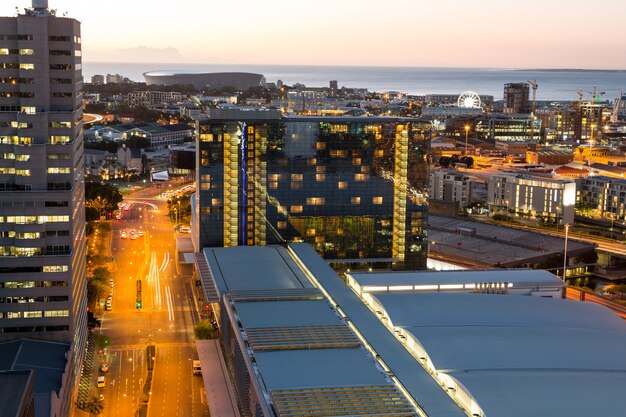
(0, 0), (87, 386)
(195, 109), (431, 270)
(503, 83), (530, 114)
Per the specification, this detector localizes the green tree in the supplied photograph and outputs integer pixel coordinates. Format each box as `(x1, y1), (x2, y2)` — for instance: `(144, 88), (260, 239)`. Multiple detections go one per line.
(92, 333), (110, 350)
(194, 320), (216, 339)
(84, 396), (104, 415)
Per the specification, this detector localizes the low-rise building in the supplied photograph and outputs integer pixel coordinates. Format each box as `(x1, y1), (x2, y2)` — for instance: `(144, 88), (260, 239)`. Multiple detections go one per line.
(430, 170), (472, 209)
(526, 150), (573, 165)
(117, 145), (142, 171)
(580, 175), (626, 220)
(94, 123), (194, 148)
(487, 173), (576, 224)
(126, 91), (188, 108)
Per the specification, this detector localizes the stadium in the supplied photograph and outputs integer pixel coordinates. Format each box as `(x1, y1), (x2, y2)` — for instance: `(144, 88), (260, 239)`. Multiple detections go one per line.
(143, 70), (265, 90)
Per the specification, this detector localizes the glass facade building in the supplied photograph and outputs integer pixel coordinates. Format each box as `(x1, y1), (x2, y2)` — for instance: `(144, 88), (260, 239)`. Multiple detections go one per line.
(196, 109), (431, 270)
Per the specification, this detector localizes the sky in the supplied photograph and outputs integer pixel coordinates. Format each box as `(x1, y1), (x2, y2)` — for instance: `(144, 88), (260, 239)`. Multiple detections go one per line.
(3, 0), (626, 69)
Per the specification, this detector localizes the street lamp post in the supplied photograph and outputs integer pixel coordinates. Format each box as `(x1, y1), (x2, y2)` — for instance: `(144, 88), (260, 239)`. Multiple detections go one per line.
(562, 224), (569, 282)
(464, 125), (470, 155)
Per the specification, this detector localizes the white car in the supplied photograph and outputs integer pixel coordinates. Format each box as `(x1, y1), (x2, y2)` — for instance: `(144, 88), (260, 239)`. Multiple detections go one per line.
(120, 230), (127, 239)
(97, 376), (106, 388)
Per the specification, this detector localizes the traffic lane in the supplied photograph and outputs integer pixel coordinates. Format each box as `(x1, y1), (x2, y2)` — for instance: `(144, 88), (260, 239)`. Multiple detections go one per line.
(103, 348), (145, 417)
(148, 346), (196, 417)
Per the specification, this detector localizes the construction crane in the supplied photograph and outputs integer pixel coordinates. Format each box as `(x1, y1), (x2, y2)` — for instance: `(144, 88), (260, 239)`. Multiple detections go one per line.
(587, 86), (605, 102)
(527, 80), (538, 141)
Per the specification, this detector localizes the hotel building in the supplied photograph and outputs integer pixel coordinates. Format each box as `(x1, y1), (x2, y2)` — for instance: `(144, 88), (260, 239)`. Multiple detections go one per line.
(195, 108), (431, 270)
(0, 0), (87, 398)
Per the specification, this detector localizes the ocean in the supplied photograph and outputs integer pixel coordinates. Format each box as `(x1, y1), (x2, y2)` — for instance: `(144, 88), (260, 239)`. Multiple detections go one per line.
(83, 62), (626, 102)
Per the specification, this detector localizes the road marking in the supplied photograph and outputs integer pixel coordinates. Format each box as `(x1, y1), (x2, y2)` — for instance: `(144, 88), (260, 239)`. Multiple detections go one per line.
(166, 285), (175, 321)
(159, 252), (170, 272)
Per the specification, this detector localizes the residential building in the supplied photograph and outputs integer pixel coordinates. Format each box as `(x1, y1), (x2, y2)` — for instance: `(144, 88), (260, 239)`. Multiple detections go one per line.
(195, 109), (431, 270)
(105, 73), (123, 84)
(126, 90), (187, 108)
(487, 174), (576, 224)
(503, 83), (530, 114)
(0, 0), (87, 406)
(116, 145), (142, 171)
(579, 175), (626, 220)
(90, 74), (103, 85)
(429, 170), (472, 209)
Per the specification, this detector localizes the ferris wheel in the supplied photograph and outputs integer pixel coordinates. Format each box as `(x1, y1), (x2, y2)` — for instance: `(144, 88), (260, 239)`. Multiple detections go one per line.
(457, 91), (482, 108)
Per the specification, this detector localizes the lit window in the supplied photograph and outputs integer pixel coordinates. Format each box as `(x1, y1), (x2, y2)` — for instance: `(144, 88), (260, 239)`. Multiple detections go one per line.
(355, 173), (367, 181)
(352, 158), (361, 165)
(20, 107), (35, 114)
(291, 174), (303, 181)
(16, 169), (30, 177)
(338, 181), (347, 190)
(316, 142), (326, 150)
(43, 265), (68, 272)
(0, 48), (8, 55)
(15, 155), (30, 161)
(306, 228), (316, 236)
(351, 197), (361, 205)
(211, 198), (221, 206)
(19, 49), (34, 55)
(373, 197), (383, 205)
(316, 174), (325, 182)
(306, 197), (325, 205)
(19, 63), (34, 70)
(47, 167), (71, 174)
(269, 181), (278, 189)
(315, 236), (325, 243)
(49, 135), (71, 144)
(375, 149), (384, 157)
(316, 166), (326, 173)
(277, 221), (287, 229)
(290, 205), (303, 213)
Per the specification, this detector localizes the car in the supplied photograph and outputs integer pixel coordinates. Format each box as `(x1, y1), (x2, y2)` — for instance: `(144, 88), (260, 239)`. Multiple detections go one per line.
(100, 363), (109, 373)
(131, 234), (138, 240)
(109, 279), (114, 288)
(129, 229), (136, 236)
(97, 376), (106, 388)
(120, 230), (127, 239)
(137, 229), (144, 237)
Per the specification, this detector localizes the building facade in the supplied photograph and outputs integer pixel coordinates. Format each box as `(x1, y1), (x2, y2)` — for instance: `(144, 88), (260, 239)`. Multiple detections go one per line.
(196, 109), (431, 269)
(0, 0), (87, 402)
(429, 170), (472, 209)
(503, 83), (530, 114)
(487, 174), (576, 224)
(579, 176), (626, 220)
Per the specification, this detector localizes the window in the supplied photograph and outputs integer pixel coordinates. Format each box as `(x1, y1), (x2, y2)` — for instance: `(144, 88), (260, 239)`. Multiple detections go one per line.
(306, 197), (325, 205)
(49, 121), (72, 128)
(20, 107), (36, 115)
(0, 48), (9, 55)
(291, 174), (303, 181)
(49, 64), (72, 70)
(50, 78), (72, 85)
(47, 153), (70, 160)
(277, 221), (287, 229)
(19, 49), (34, 55)
(47, 167), (71, 174)
(16, 169), (31, 177)
(290, 205), (303, 213)
(44, 310), (69, 317)
(49, 35), (71, 41)
(15, 155), (30, 161)
(306, 228), (316, 236)
(373, 197), (383, 205)
(49, 136), (71, 144)
(19, 63), (34, 70)
(338, 181), (348, 189)
(0, 168), (16, 174)
(211, 198), (221, 207)
(43, 265), (68, 272)
(316, 174), (325, 182)
(351, 197), (361, 205)
(354, 173), (368, 181)
(49, 50), (71, 56)
(51, 92), (72, 98)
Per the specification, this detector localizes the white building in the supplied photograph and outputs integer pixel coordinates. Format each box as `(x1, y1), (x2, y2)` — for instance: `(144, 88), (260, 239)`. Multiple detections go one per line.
(580, 175), (626, 220)
(430, 170), (472, 209)
(487, 173), (576, 224)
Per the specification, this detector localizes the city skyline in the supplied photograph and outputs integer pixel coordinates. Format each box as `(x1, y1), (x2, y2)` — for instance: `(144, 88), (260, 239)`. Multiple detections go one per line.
(3, 0), (626, 69)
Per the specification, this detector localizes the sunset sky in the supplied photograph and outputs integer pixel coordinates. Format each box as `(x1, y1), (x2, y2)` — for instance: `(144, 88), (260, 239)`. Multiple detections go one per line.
(3, 0), (626, 69)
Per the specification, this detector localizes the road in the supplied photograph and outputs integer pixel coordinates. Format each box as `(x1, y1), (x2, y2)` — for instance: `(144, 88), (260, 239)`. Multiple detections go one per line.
(98, 182), (208, 417)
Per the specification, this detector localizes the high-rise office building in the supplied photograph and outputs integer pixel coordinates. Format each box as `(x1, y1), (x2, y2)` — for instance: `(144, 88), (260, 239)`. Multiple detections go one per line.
(195, 109), (431, 269)
(0, 0), (87, 391)
(503, 82), (530, 114)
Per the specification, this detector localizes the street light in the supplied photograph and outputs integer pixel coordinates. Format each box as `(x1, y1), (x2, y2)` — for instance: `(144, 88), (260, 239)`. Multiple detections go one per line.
(562, 224), (569, 282)
(464, 125), (470, 155)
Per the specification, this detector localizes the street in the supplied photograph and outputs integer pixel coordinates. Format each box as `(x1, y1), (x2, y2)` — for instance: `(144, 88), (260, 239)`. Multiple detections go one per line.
(97, 182), (208, 417)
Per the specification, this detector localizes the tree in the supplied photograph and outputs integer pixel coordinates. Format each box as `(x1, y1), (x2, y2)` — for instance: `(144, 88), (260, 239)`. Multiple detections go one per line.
(85, 183), (123, 221)
(84, 396), (104, 415)
(92, 333), (109, 350)
(194, 320), (216, 339)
